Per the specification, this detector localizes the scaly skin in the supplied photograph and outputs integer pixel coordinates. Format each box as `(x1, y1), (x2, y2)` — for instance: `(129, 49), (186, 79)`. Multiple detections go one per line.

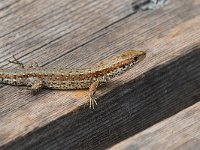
(0, 50), (146, 109)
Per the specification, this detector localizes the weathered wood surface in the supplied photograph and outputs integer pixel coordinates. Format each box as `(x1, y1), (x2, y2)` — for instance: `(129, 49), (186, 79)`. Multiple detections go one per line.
(0, 0), (200, 149)
(109, 102), (200, 150)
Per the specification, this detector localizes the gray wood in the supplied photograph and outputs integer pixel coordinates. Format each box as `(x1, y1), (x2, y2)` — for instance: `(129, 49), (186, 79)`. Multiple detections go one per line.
(0, 0), (200, 149)
(109, 102), (200, 150)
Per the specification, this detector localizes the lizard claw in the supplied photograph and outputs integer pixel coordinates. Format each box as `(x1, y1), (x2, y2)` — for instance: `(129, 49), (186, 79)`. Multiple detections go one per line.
(89, 96), (97, 109)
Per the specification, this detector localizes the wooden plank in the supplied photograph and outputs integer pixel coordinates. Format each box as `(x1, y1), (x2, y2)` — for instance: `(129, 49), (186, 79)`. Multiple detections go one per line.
(109, 102), (200, 150)
(0, 0), (200, 149)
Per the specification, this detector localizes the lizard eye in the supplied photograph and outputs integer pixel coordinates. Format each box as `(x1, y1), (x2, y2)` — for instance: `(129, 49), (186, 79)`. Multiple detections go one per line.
(134, 56), (138, 62)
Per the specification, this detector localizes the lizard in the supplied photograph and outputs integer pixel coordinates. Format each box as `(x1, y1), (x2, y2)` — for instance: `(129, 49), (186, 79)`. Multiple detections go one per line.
(0, 50), (146, 109)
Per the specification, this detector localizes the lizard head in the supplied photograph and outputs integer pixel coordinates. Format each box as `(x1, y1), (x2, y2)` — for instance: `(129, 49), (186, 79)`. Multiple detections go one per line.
(119, 50), (146, 64)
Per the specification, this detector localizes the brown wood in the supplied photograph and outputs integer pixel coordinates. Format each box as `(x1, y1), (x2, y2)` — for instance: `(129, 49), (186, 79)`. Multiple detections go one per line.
(0, 0), (200, 149)
(109, 102), (200, 150)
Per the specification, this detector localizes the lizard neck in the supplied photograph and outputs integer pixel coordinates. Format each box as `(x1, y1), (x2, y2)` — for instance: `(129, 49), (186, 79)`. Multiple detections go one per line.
(91, 58), (136, 82)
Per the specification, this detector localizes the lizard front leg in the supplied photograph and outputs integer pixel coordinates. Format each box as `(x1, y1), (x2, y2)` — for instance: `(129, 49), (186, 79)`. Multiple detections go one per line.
(88, 80), (99, 109)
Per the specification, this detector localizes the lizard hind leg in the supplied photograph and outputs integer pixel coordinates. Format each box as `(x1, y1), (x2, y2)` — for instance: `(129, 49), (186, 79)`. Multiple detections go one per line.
(8, 55), (39, 69)
(8, 55), (25, 68)
(88, 80), (99, 109)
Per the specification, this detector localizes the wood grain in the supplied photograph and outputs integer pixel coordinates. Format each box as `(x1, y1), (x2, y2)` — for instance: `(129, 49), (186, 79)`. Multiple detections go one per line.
(109, 102), (200, 150)
(0, 0), (200, 149)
